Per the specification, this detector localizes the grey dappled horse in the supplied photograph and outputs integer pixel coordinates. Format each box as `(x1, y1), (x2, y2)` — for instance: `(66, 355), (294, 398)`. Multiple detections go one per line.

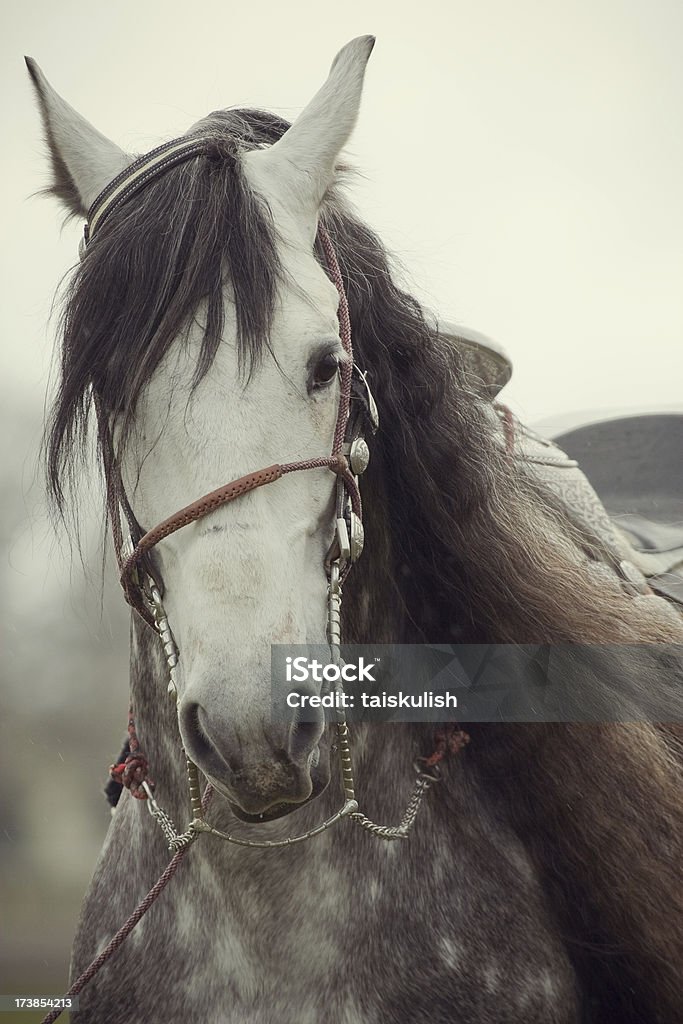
(28, 38), (683, 1024)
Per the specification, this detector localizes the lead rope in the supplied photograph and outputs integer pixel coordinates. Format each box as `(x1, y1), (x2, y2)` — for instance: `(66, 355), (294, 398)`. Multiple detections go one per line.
(39, 808), (205, 1024)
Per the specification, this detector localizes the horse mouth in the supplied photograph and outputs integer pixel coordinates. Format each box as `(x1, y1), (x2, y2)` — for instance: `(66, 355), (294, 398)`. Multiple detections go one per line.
(179, 703), (333, 821)
(229, 797), (312, 823)
(210, 767), (329, 823)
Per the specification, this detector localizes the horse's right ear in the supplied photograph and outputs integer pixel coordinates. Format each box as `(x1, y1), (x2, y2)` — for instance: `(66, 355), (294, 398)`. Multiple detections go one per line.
(25, 57), (132, 218)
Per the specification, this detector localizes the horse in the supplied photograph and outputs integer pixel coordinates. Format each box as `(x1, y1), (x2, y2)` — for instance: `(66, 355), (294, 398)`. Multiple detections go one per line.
(27, 37), (683, 1024)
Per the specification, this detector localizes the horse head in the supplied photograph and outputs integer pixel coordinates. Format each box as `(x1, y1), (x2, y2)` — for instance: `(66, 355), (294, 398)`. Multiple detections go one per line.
(28, 37), (375, 821)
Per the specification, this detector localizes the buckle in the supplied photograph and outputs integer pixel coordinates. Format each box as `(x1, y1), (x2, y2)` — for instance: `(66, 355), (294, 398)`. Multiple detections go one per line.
(325, 509), (364, 569)
(335, 517), (351, 563)
(348, 511), (364, 562)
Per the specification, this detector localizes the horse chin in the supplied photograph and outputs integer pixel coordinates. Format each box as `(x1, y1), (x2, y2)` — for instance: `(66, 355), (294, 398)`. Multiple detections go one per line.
(229, 786), (323, 823)
(210, 761), (331, 824)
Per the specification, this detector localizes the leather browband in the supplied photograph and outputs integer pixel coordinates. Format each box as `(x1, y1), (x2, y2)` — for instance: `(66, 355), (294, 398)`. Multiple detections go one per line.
(83, 137), (207, 249)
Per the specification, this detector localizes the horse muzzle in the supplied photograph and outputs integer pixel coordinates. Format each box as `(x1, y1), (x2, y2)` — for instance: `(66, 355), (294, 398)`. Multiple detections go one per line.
(178, 699), (330, 819)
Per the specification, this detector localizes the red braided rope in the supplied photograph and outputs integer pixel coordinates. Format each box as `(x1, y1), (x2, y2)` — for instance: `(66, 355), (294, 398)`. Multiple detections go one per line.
(422, 724), (470, 768)
(108, 706), (154, 800)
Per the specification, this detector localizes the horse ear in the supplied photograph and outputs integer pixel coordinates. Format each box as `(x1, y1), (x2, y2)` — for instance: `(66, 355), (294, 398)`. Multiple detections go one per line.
(244, 35), (375, 236)
(25, 57), (132, 218)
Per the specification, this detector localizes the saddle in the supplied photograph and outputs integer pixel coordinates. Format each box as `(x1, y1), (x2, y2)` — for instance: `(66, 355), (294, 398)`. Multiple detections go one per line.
(539, 411), (683, 609)
(442, 322), (683, 612)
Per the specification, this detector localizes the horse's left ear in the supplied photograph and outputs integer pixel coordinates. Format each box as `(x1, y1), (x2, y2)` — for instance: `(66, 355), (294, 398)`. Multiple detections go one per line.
(25, 57), (132, 218)
(243, 35), (375, 242)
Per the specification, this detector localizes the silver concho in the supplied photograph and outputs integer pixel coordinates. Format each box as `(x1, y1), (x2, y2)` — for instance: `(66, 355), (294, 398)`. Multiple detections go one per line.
(349, 437), (370, 475)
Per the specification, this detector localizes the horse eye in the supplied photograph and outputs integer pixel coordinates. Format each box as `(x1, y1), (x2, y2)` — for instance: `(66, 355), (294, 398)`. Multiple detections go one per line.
(311, 353), (340, 389)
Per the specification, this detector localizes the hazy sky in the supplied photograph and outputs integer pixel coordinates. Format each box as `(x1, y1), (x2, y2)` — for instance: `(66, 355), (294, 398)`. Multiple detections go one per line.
(3, 0), (682, 429)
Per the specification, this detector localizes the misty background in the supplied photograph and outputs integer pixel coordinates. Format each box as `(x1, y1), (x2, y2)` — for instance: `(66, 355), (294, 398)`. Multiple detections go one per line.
(2, 0), (682, 1013)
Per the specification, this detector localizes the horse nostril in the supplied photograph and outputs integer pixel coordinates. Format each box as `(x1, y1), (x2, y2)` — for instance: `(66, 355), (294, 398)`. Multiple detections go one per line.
(288, 703), (324, 762)
(179, 695), (324, 806)
(181, 701), (209, 754)
(179, 701), (240, 774)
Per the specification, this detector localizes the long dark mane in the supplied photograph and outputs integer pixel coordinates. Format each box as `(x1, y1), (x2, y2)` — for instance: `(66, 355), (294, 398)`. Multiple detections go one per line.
(46, 109), (683, 1022)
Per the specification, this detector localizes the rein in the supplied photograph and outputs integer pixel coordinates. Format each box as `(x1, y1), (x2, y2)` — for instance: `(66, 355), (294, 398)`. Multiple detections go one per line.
(41, 136), (468, 1024)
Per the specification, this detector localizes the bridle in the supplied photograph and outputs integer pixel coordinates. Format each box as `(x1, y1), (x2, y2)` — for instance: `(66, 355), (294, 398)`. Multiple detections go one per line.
(39, 125), (472, 1024)
(85, 137), (453, 851)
